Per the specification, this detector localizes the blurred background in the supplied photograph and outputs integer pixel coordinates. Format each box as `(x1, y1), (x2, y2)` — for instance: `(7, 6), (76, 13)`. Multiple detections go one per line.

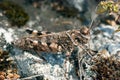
(0, 0), (100, 31)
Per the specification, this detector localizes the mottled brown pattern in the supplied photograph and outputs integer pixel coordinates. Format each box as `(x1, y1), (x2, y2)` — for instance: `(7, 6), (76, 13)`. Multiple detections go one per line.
(13, 27), (90, 54)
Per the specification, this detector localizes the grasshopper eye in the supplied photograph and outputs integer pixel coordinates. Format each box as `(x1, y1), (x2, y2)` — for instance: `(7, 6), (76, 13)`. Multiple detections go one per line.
(80, 27), (89, 35)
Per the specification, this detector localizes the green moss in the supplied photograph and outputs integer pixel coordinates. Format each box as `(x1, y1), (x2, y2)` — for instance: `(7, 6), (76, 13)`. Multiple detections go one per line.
(96, 1), (119, 14)
(0, 0), (29, 27)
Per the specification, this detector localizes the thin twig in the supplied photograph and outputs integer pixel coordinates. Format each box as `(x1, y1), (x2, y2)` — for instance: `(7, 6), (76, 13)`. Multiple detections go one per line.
(89, 5), (98, 30)
(88, 5), (98, 58)
(77, 46), (83, 80)
(66, 31), (77, 46)
(66, 31), (88, 80)
(21, 74), (43, 80)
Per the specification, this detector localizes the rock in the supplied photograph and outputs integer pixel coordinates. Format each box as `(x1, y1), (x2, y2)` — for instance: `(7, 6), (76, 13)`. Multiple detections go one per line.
(108, 43), (120, 55)
(113, 31), (120, 42)
(91, 24), (119, 51)
(7, 46), (78, 80)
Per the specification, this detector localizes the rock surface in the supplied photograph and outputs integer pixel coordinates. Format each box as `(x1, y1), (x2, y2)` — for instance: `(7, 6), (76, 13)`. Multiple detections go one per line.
(0, 0), (120, 80)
